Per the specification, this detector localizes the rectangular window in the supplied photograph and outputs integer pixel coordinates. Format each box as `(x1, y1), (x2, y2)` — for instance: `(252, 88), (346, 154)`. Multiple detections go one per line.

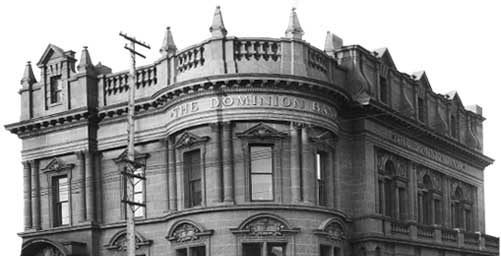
(250, 145), (273, 201)
(378, 179), (384, 214)
(380, 77), (388, 104)
(320, 245), (331, 256)
(243, 242), (286, 256)
(384, 180), (392, 217)
(434, 199), (441, 225)
(465, 208), (472, 231)
(398, 187), (406, 220)
(316, 152), (327, 206)
(53, 176), (69, 226)
(133, 166), (145, 217)
(176, 248), (187, 256)
(418, 97), (425, 122)
(50, 75), (62, 104)
(184, 150), (202, 207)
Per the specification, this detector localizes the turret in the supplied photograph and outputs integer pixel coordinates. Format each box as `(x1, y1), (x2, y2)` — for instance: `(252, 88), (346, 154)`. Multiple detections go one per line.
(209, 6), (227, 38)
(285, 8), (303, 40)
(20, 61), (37, 120)
(160, 27), (177, 57)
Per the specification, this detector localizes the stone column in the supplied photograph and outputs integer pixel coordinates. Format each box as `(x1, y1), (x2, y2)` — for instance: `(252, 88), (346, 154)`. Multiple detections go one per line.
(208, 123), (223, 204)
(76, 151), (86, 222)
(222, 122), (234, 203)
(408, 164), (417, 221)
(168, 137), (177, 211)
(301, 126), (315, 204)
(290, 123), (301, 203)
(23, 161), (32, 230)
(394, 186), (400, 219)
(443, 178), (451, 227)
(164, 139), (170, 211)
(85, 150), (95, 222)
(31, 160), (40, 230)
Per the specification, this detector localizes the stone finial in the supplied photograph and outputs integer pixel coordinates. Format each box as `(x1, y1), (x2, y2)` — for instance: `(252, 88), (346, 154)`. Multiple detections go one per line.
(324, 31), (343, 57)
(160, 26), (177, 57)
(77, 46), (94, 73)
(285, 7), (304, 39)
(21, 61), (37, 85)
(209, 6), (227, 38)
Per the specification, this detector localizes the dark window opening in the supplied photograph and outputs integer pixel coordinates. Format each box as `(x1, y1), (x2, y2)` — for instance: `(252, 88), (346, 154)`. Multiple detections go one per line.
(184, 149), (202, 207)
(418, 97), (425, 122)
(243, 242), (286, 256)
(450, 115), (458, 138)
(380, 77), (388, 104)
(320, 245), (331, 256)
(50, 75), (62, 104)
(316, 151), (327, 206)
(53, 175), (69, 226)
(250, 145), (273, 201)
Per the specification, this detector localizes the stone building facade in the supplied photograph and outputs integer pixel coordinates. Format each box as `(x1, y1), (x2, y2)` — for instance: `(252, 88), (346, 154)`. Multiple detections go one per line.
(6, 7), (499, 256)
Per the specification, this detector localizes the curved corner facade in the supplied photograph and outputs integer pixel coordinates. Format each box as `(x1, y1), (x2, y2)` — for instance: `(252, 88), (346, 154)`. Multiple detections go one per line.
(6, 8), (499, 256)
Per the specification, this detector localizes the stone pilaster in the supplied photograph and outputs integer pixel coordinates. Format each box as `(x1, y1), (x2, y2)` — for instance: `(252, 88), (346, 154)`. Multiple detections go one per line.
(85, 150), (95, 222)
(76, 151), (86, 222)
(168, 136), (177, 211)
(23, 161), (32, 230)
(301, 125), (315, 204)
(222, 122), (234, 203)
(290, 122), (301, 203)
(163, 139), (170, 211)
(30, 160), (40, 230)
(209, 123), (223, 204)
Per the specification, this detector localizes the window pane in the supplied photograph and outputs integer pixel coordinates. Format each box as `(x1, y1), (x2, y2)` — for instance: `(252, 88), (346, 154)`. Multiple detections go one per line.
(267, 243), (286, 256)
(134, 206), (144, 218)
(58, 177), (68, 201)
(251, 174), (273, 200)
(190, 246), (206, 256)
(250, 146), (272, 173)
(243, 243), (261, 256)
(61, 202), (69, 225)
(190, 180), (202, 206)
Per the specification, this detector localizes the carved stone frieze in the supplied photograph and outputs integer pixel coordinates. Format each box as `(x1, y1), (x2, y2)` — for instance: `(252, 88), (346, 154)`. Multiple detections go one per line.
(244, 217), (286, 236)
(104, 230), (152, 251)
(417, 166), (442, 192)
(450, 179), (474, 202)
(376, 149), (409, 179)
(166, 220), (213, 243)
(324, 222), (345, 241)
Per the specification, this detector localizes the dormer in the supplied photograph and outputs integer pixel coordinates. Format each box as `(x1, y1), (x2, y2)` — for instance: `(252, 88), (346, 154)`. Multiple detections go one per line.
(36, 44), (76, 112)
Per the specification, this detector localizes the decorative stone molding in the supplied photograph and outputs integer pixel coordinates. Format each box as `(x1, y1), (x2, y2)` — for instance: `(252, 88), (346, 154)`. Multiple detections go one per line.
(314, 218), (347, 241)
(41, 158), (75, 173)
(236, 122), (287, 139)
(113, 149), (150, 166)
(417, 166), (442, 192)
(175, 131), (210, 149)
(376, 149), (409, 179)
(309, 130), (337, 149)
(450, 179), (474, 202)
(104, 230), (152, 251)
(230, 213), (299, 236)
(166, 219), (213, 243)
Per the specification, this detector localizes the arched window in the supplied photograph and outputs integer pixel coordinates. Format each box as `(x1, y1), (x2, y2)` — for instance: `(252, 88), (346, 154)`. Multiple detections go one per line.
(383, 161), (395, 217)
(452, 187), (464, 229)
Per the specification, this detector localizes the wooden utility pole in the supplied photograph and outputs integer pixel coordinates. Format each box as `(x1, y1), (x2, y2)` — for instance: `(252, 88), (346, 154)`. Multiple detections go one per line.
(119, 31), (150, 256)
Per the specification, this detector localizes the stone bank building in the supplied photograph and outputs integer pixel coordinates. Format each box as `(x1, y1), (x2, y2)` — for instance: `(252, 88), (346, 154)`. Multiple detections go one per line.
(6, 7), (499, 256)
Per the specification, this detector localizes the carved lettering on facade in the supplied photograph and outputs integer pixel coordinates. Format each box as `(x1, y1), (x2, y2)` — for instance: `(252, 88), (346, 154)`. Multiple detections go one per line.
(370, 122), (467, 171)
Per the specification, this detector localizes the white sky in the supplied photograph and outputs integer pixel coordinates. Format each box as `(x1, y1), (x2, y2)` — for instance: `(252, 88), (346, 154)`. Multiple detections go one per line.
(0, 0), (499, 254)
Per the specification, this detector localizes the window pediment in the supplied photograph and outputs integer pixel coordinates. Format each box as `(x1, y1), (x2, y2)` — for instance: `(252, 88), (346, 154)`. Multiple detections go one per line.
(231, 213), (299, 237)
(314, 218), (347, 241)
(113, 150), (149, 166)
(104, 230), (152, 251)
(237, 123), (287, 139)
(41, 158), (74, 173)
(166, 220), (213, 243)
(175, 131), (210, 149)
